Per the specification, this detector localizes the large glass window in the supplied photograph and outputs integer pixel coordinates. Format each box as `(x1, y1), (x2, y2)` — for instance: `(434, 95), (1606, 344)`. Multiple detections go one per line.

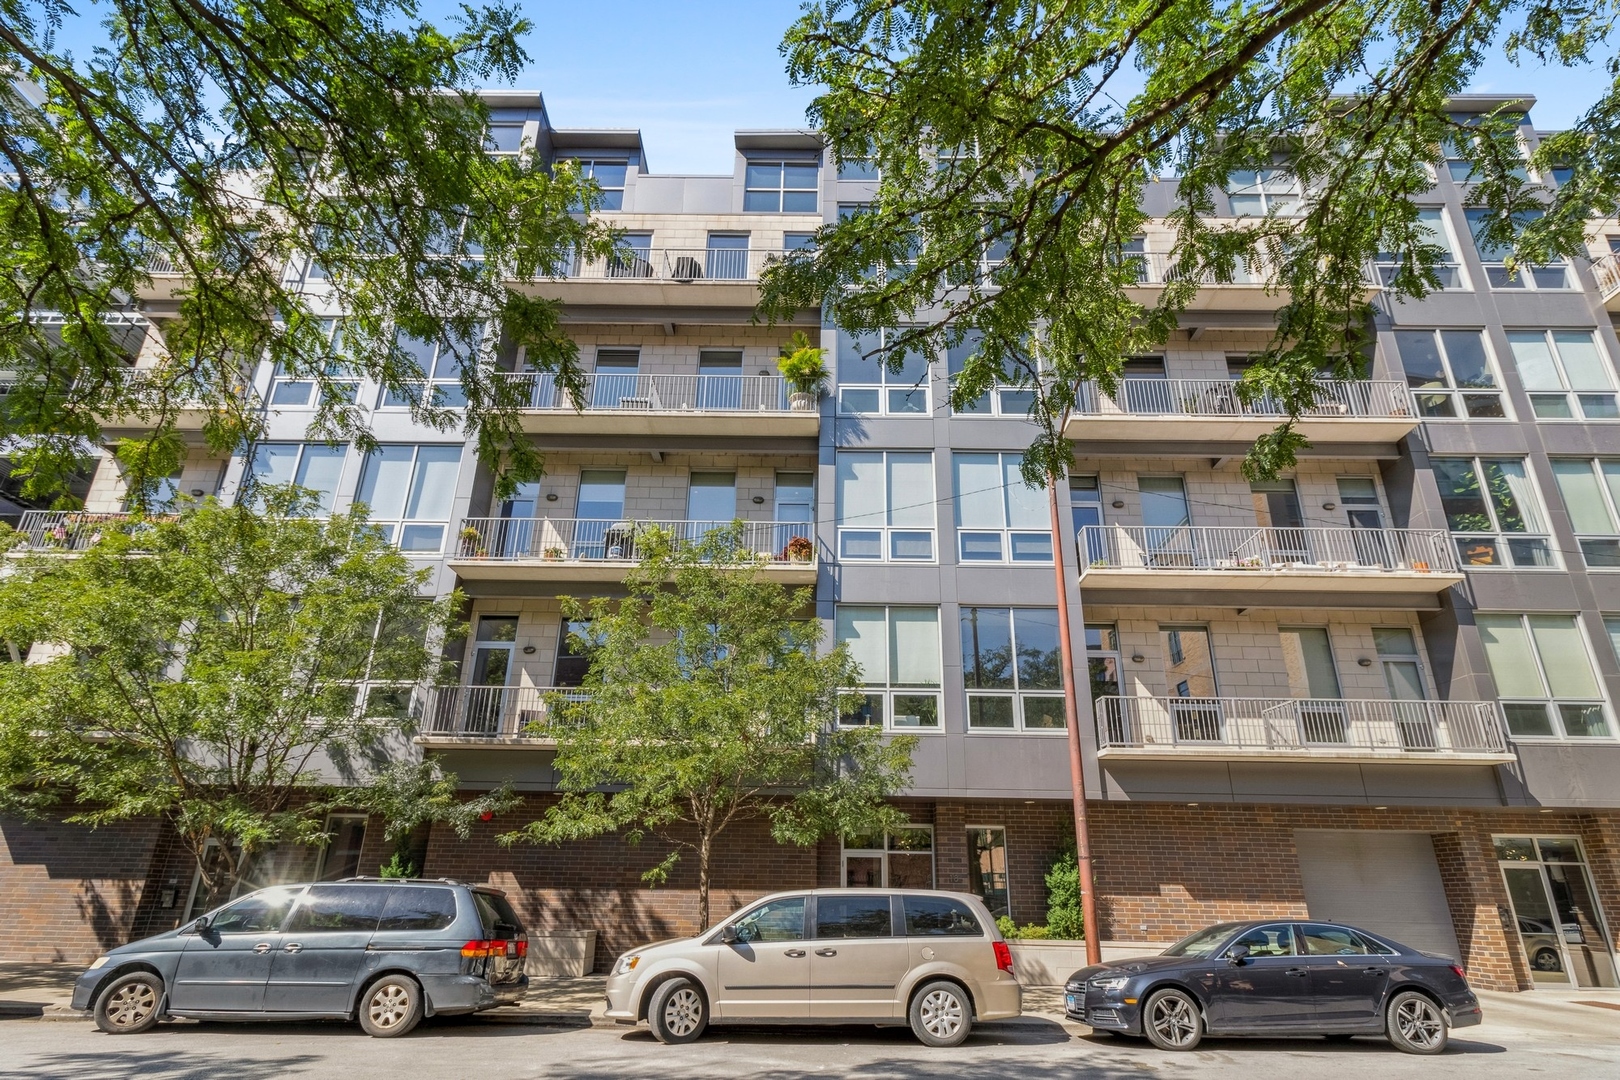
(380, 324), (482, 408)
(841, 827), (934, 888)
(953, 453), (1051, 563)
(834, 606), (941, 730)
(947, 331), (1035, 416)
(1505, 331), (1619, 421)
(1374, 208), (1465, 289)
(1465, 208), (1570, 289)
(269, 318), (356, 407)
(744, 160), (819, 213)
(567, 159), (627, 211)
(960, 607), (1065, 731)
(836, 327), (930, 415)
(1393, 329), (1505, 418)
(1226, 168), (1301, 216)
(1431, 457), (1554, 568)
(354, 444), (462, 552)
(245, 442), (347, 515)
(1477, 614), (1612, 739)
(835, 451), (935, 561)
(1551, 460), (1620, 568)
(965, 828), (1009, 919)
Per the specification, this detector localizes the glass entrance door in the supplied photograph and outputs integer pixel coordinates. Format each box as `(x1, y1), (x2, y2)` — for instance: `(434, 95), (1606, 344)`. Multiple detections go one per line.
(1497, 836), (1619, 988)
(465, 616), (517, 735)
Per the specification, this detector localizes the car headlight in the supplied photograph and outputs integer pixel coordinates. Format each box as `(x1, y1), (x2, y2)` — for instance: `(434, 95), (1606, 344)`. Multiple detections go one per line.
(87, 956), (110, 971)
(611, 954), (640, 977)
(1088, 975), (1130, 992)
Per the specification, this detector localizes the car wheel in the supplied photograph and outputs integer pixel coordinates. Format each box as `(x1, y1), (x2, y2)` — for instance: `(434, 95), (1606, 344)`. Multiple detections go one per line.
(909, 980), (972, 1048)
(1532, 947), (1563, 972)
(1141, 988), (1203, 1051)
(358, 975), (424, 1038)
(94, 972), (164, 1035)
(648, 977), (707, 1044)
(1386, 990), (1447, 1055)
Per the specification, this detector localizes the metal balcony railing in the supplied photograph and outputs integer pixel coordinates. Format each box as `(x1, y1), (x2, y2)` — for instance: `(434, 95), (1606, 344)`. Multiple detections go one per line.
(1122, 251), (1378, 288)
(454, 518), (815, 564)
(495, 372), (794, 413)
(566, 246), (785, 283)
(1078, 525), (1458, 575)
(1594, 250), (1620, 302)
(13, 510), (148, 551)
(1076, 378), (1411, 419)
(415, 684), (583, 739)
(1095, 695), (1509, 756)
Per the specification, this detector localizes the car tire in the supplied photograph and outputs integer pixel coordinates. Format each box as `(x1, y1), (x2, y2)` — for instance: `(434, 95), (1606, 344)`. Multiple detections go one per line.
(94, 972), (164, 1035)
(647, 977), (708, 1044)
(909, 980), (972, 1048)
(1385, 990), (1447, 1055)
(1141, 988), (1203, 1051)
(358, 974), (424, 1038)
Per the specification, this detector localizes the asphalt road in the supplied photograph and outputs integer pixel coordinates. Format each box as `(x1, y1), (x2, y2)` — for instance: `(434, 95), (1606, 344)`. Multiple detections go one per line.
(3, 998), (1619, 1080)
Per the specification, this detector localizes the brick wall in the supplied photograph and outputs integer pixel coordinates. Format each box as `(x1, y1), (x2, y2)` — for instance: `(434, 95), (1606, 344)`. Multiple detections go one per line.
(0, 816), (162, 963)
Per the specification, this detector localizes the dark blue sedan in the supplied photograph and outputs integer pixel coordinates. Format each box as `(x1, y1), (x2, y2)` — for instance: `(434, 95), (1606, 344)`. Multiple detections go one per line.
(1065, 920), (1481, 1053)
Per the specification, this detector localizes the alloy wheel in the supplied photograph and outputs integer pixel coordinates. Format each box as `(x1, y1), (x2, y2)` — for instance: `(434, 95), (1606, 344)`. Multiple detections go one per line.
(1148, 994), (1198, 1048)
(368, 984), (411, 1029)
(105, 982), (157, 1029)
(1394, 996), (1443, 1050)
(661, 987), (704, 1038)
(919, 988), (964, 1039)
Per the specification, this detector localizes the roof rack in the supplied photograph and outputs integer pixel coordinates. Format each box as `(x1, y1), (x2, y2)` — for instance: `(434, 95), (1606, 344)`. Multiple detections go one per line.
(335, 876), (470, 887)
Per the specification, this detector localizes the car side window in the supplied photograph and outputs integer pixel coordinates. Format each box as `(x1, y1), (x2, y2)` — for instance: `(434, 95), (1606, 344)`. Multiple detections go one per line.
(377, 887), (459, 932)
(1229, 923), (1295, 957)
(903, 895), (982, 936)
(732, 897), (806, 944)
(816, 894), (893, 939)
(1299, 923), (1370, 956)
(284, 885), (392, 934)
(208, 886), (304, 934)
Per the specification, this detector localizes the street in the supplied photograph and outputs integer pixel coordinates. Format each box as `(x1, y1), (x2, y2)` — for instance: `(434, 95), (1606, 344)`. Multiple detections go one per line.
(4, 993), (1618, 1080)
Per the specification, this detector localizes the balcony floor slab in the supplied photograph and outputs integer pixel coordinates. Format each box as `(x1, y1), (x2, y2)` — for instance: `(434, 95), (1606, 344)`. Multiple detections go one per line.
(1097, 746), (1517, 765)
(517, 411), (818, 439)
(1079, 567), (1464, 595)
(448, 557), (817, 585)
(1063, 414), (1418, 446)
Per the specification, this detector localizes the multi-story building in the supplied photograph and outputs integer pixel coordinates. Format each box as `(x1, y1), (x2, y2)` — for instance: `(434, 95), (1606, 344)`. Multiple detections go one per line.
(3, 91), (1618, 994)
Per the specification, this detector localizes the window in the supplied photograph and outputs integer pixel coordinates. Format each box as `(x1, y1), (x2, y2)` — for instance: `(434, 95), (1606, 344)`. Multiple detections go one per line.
(1086, 623), (1121, 702)
(837, 327), (930, 415)
(1230, 924), (1295, 957)
(815, 893), (893, 938)
(953, 453), (1051, 562)
(285, 884), (391, 933)
(728, 895), (806, 943)
(1464, 208), (1571, 289)
(835, 451), (935, 561)
(774, 471), (814, 554)
(377, 887), (459, 932)
(245, 442), (347, 515)
(354, 444), (462, 552)
(316, 814), (368, 881)
(568, 159), (627, 211)
(576, 468), (626, 521)
(835, 606), (942, 729)
(1226, 169), (1301, 216)
(605, 233), (653, 278)
(553, 619), (592, 687)
(590, 348), (641, 407)
(838, 157), (879, 181)
(1551, 460), (1620, 568)
(947, 331), (1034, 416)
(744, 160), (818, 213)
(269, 318), (356, 407)
(1505, 331), (1619, 420)
(1478, 614), (1612, 739)
(1432, 457), (1554, 568)
(705, 233), (749, 280)
(841, 827), (934, 888)
(686, 471), (736, 524)
(965, 829), (1008, 920)
(1608, 617), (1620, 667)
(381, 325), (483, 408)
(484, 123), (525, 157)
(1338, 477), (1384, 528)
(961, 607), (1065, 731)
(1375, 208), (1466, 289)
(207, 886), (303, 934)
(783, 231), (817, 252)
(1393, 329), (1505, 418)
(1375, 627), (1428, 702)
(1298, 924), (1373, 956)
(123, 467), (183, 513)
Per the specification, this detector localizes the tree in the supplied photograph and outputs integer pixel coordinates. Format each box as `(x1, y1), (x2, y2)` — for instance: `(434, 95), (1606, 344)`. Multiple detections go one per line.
(0, 489), (468, 900)
(501, 523), (918, 930)
(0, 0), (619, 502)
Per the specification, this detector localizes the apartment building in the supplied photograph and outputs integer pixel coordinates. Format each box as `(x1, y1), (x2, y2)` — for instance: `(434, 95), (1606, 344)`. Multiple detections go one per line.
(3, 91), (1619, 993)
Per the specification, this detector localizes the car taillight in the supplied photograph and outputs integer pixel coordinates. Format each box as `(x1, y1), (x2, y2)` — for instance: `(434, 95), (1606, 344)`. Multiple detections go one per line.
(994, 941), (1014, 973)
(462, 940), (503, 958)
(514, 939), (528, 959)
(1450, 964), (1467, 981)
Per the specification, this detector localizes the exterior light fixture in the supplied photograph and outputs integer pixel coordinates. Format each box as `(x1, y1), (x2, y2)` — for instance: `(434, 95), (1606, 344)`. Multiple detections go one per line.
(752, 495), (765, 504)
(545, 492), (559, 501)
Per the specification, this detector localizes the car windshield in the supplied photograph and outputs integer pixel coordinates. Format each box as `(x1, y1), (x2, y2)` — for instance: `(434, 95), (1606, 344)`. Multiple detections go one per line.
(1161, 923), (1241, 958)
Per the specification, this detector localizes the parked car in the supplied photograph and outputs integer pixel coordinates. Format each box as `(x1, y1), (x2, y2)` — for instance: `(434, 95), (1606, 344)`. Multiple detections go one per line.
(604, 888), (1021, 1046)
(1064, 919), (1481, 1054)
(72, 877), (529, 1037)
(1517, 916), (1565, 972)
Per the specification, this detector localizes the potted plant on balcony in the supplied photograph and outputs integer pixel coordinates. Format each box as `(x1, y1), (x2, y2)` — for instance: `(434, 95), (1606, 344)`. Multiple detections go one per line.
(777, 331), (829, 412)
(782, 535), (814, 563)
(459, 526), (483, 558)
(543, 545), (566, 561)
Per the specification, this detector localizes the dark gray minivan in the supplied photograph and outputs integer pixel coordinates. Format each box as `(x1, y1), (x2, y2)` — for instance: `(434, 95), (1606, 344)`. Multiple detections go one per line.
(72, 878), (528, 1037)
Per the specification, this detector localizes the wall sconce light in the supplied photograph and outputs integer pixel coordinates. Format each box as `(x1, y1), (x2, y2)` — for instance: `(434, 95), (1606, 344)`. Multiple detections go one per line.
(545, 492), (559, 502)
(1357, 657), (1372, 667)
(1322, 501), (1337, 510)
(1111, 499), (1125, 509)
(521, 645), (537, 655)
(190, 488), (205, 497)
(752, 495), (765, 504)
(1131, 653), (1145, 663)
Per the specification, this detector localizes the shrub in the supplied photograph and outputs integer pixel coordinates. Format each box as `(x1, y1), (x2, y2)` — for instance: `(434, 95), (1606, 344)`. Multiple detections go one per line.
(1045, 849), (1085, 940)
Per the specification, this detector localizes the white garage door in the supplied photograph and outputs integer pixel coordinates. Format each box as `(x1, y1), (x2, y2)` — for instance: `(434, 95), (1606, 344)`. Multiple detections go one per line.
(1294, 830), (1462, 959)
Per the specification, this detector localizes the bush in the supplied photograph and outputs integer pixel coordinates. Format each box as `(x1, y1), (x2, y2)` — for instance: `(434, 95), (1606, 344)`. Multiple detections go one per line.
(1045, 849), (1084, 940)
(379, 850), (417, 879)
(996, 915), (1053, 940)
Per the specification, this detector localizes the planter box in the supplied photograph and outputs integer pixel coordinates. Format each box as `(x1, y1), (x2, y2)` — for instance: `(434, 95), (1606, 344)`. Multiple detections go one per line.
(1006, 940), (1165, 986)
(528, 930), (598, 977)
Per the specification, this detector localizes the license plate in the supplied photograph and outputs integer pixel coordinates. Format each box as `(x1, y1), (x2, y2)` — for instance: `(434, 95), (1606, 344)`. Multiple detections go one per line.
(1066, 994), (1081, 1010)
(505, 942), (517, 959)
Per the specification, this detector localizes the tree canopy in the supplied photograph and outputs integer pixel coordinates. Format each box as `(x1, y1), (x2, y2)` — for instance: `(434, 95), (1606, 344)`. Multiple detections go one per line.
(0, 0), (617, 502)
(501, 523), (917, 929)
(762, 0), (1620, 483)
(0, 490), (467, 895)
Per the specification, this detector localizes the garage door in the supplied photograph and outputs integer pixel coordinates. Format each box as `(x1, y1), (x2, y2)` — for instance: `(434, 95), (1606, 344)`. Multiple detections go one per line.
(1294, 830), (1462, 959)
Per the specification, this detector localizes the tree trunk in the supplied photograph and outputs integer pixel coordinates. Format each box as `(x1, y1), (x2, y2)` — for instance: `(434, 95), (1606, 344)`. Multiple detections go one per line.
(697, 830), (712, 931)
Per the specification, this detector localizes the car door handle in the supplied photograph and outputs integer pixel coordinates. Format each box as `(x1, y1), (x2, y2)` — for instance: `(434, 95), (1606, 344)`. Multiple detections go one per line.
(815, 948), (838, 957)
(1285, 967), (1309, 977)
(283, 943), (303, 953)
(783, 949), (806, 958)
(1363, 967), (1385, 976)
(253, 943), (272, 954)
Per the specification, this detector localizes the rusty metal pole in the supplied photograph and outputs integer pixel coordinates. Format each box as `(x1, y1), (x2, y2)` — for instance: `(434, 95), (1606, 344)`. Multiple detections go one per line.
(1048, 467), (1101, 965)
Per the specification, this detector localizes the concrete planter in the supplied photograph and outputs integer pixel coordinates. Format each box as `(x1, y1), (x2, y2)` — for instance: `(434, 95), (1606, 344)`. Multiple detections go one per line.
(789, 391), (817, 411)
(1006, 940), (1165, 986)
(528, 930), (599, 977)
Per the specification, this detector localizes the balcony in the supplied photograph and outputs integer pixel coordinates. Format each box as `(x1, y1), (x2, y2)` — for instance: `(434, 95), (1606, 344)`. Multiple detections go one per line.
(1094, 696), (1514, 764)
(412, 684), (573, 747)
(497, 372), (818, 439)
(1064, 378), (1416, 452)
(449, 517), (817, 583)
(1123, 252), (1379, 312)
(513, 246), (786, 308)
(10, 511), (148, 552)
(1595, 251), (1620, 312)
(1077, 525), (1462, 604)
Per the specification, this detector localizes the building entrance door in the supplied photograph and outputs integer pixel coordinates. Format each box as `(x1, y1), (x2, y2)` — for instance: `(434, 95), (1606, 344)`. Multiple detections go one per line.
(1496, 837), (1619, 988)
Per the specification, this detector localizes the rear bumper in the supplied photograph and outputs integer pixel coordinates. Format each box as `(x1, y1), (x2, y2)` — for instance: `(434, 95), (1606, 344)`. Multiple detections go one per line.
(420, 973), (529, 1015)
(975, 977), (1022, 1022)
(1447, 994), (1483, 1029)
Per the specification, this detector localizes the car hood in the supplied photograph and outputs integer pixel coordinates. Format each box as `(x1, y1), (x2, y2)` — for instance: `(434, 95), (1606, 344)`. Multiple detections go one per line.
(1066, 954), (1186, 984)
(98, 926), (188, 961)
(624, 937), (694, 959)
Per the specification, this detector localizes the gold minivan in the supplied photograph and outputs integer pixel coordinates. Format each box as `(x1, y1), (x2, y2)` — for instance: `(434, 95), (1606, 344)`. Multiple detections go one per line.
(604, 889), (1021, 1046)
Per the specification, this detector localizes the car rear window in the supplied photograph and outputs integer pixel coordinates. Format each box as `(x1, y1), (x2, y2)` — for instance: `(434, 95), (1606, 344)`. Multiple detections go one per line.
(903, 895), (982, 936)
(473, 890), (525, 938)
(377, 887), (459, 932)
(284, 885), (392, 933)
(815, 894), (893, 938)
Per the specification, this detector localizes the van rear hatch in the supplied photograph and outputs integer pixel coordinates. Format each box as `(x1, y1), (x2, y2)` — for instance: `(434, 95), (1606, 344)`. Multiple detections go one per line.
(471, 889), (528, 984)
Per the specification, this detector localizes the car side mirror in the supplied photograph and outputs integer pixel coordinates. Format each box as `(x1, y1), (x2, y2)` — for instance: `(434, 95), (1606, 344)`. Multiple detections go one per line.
(1225, 944), (1251, 965)
(189, 915), (211, 935)
(720, 924), (740, 944)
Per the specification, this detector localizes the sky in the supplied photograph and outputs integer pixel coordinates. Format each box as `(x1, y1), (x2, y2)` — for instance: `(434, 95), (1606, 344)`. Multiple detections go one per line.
(39, 0), (1608, 176)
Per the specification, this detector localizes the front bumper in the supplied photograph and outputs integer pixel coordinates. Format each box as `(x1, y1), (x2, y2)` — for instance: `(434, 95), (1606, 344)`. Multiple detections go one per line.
(603, 970), (638, 1021)
(1065, 986), (1141, 1032)
(70, 967), (113, 1012)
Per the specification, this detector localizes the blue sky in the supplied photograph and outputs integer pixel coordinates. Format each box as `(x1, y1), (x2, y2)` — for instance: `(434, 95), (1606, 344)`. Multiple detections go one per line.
(43, 0), (1606, 175)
